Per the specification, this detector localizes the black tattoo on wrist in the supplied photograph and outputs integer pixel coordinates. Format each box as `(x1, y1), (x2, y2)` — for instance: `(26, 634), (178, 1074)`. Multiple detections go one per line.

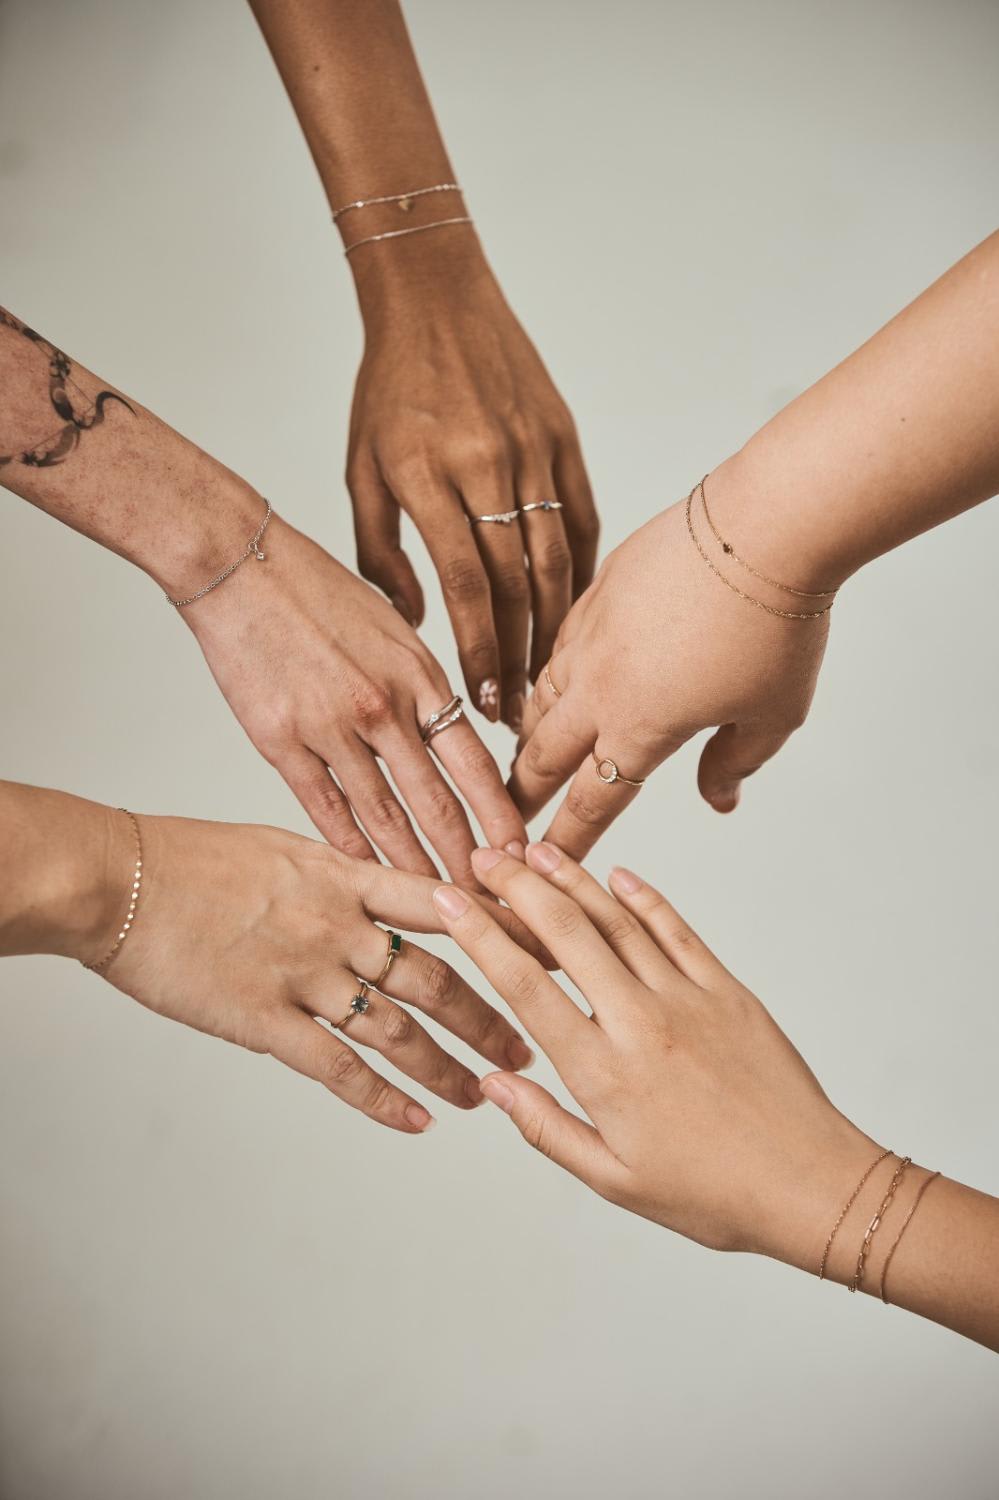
(0, 307), (133, 470)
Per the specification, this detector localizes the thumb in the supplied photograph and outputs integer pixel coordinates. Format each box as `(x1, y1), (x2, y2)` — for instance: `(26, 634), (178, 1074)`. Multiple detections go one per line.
(479, 1072), (620, 1191)
(349, 463), (425, 627)
(697, 719), (795, 813)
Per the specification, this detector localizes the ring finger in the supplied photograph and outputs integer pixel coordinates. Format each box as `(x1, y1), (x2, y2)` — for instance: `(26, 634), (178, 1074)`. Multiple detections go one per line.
(517, 484), (573, 683)
(321, 735), (439, 878)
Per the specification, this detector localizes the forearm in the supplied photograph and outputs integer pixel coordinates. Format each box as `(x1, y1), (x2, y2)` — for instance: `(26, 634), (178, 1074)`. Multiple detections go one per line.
(711, 230), (999, 588)
(247, 0), (493, 320)
(0, 782), (129, 963)
(0, 305), (261, 598)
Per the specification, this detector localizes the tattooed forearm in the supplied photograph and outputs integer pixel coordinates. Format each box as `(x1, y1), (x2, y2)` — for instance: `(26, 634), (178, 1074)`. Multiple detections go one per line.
(0, 306), (133, 469)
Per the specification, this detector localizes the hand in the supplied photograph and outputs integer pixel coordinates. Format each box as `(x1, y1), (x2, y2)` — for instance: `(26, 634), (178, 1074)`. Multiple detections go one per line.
(509, 484), (830, 859)
(346, 258), (599, 732)
(96, 816), (535, 1132)
(183, 513), (527, 887)
(432, 844), (874, 1266)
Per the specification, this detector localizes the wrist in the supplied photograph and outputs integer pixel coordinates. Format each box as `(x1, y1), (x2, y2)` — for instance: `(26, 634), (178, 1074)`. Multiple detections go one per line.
(132, 461), (267, 602)
(349, 223), (497, 332)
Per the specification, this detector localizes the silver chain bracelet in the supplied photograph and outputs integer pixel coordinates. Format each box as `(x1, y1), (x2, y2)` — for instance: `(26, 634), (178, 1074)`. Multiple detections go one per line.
(166, 500), (272, 609)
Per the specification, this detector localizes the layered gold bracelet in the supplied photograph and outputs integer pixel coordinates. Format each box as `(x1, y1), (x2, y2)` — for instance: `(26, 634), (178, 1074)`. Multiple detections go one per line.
(332, 181), (474, 257)
(819, 1148), (940, 1305)
(685, 474), (838, 621)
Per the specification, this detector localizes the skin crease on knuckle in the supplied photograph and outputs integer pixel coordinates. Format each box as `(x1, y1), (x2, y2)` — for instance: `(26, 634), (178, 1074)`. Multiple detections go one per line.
(441, 556), (490, 607)
(380, 1003), (415, 1048)
(420, 954), (456, 1011)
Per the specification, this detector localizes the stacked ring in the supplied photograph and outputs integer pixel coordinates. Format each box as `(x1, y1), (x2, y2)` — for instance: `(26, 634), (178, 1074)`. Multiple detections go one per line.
(421, 695), (465, 743)
(333, 980), (371, 1031)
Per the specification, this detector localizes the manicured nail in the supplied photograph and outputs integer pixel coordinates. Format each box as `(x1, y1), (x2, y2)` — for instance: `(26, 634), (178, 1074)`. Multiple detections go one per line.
(478, 678), (499, 721)
(433, 884), (470, 919)
(465, 1075), (484, 1106)
(505, 840), (526, 860)
(610, 866), (642, 894)
(507, 1037), (535, 1070)
(507, 692), (525, 732)
(526, 841), (560, 874)
(405, 1103), (435, 1131)
(472, 846), (504, 873)
(480, 1075), (515, 1114)
(391, 594), (414, 627)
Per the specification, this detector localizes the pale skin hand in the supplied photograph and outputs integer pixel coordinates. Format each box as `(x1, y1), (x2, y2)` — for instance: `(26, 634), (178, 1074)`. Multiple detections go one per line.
(511, 230), (999, 857)
(247, 0), (599, 730)
(432, 844), (999, 1350)
(0, 304), (527, 885)
(0, 784), (535, 1133)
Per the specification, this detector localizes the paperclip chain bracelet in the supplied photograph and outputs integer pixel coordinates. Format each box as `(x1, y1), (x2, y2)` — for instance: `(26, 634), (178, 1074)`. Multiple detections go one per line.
(83, 810), (143, 971)
(166, 500), (271, 609)
(819, 1146), (893, 1279)
(849, 1155), (912, 1293)
(879, 1170), (941, 1303)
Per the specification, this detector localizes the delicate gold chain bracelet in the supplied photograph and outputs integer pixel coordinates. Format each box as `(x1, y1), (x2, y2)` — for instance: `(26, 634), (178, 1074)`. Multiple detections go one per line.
(83, 809), (143, 971)
(819, 1146), (893, 1279)
(331, 182), (462, 221)
(343, 217), (473, 257)
(879, 1170), (940, 1303)
(166, 500), (271, 609)
(849, 1155), (912, 1293)
(698, 475), (838, 600)
(685, 484), (835, 620)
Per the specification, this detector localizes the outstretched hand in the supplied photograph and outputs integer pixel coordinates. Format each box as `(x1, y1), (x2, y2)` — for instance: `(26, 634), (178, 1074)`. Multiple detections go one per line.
(508, 496), (830, 859)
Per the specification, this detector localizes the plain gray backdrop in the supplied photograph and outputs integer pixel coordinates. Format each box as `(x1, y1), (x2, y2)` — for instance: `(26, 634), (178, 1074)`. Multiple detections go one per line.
(1, 1), (997, 1496)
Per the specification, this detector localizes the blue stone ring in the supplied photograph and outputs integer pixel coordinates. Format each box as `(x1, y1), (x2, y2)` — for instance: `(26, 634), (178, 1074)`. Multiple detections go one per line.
(520, 500), (564, 515)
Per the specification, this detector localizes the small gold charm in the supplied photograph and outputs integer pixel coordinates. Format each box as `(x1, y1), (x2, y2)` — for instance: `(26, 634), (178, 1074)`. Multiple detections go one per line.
(397, 196), (414, 213)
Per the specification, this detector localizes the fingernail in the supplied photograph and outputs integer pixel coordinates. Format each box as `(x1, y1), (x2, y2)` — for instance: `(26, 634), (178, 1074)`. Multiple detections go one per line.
(478, 678), (499, 721)
(507, 692), (525, 732)
(611, 866), (643, 893)
(507, 1037), (535, 1070)
(433, 884), (470, 919)
(526, 841), (560, 874)
(405, 1103), (435, 1131)
(480, 1075), (515, 1114)
(471, 846), (504, 873)
(391, 593), (414, 627)
(465, 1075), (484, 1106)
(505, 840), (526, 860)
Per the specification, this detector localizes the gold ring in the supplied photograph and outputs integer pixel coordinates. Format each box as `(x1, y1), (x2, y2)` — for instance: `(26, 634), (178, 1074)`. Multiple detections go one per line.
(592, 752), (645, 789)
(543, 664), (562, 698)
(332, 980), (371, 1030)
(370, 930), (402, 990)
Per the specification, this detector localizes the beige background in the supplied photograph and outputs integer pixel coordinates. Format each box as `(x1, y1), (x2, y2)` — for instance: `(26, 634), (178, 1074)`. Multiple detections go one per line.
(2, 1), (998, 1496)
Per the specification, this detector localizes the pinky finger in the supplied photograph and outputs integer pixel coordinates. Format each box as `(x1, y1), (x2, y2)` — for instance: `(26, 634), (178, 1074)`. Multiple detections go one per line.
(278, 746), (378, 862)
(479, 1071), (622, 1192)
(267, 1008), (435, 1133)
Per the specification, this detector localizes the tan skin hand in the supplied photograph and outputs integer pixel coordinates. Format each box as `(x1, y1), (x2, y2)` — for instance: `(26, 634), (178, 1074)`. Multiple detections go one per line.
(347, 256), (599, 732)
(432, 844), (867, 1264)
(182, 512), (527, 888)
(509, 498), (829, 859)
(94, 816), (535, 1133)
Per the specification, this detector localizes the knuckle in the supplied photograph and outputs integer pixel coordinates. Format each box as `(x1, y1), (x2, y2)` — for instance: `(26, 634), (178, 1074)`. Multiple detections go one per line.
(454, 736), (499, 784)
(524, 735), (558, 778)
(600, 910), (639, 948)
(493, 565), (530, 608)
(381, 1004), (416, 1047)
(543, 900), (583, 939)
(521, 1111), (554, 1160)
(534, 538), (572, 580)
(366, 795), (410, 837)
(565, 784), (607, 827)
(351, 681), (394, 732)
(322, 1044), (364, 1090)
(422, 954), (457, 1010)
(428, 788), (468, 832)
(456, 431), (508, 473)
(441, 557), (489, 607)
(503, 961), (541, 1005)
(362, 1073), (395, 1118)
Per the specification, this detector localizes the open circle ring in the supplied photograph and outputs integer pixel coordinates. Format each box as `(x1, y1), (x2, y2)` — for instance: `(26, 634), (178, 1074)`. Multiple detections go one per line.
(592, 752), (645, 789)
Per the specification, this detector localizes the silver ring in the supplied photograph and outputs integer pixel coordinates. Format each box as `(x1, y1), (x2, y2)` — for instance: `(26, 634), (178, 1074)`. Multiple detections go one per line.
(333, 981), (371, 1030)
(421, 695), (465, 743)
(468, 510), (520, 526)
(520, 500), (564, 515)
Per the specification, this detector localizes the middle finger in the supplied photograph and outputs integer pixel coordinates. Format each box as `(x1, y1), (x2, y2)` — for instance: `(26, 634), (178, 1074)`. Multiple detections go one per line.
(466, 491), (530, 730)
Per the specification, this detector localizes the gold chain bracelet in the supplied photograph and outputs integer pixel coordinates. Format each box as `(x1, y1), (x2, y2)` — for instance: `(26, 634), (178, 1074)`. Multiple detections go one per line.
(819, 1147), (893, 1279)
(685, 484), (835, 620)
(879, 1170), (940, 1303)
(849, 1156), (912, 1293)
(698, 475), (838, 599)
(83, 809), (143, 971)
